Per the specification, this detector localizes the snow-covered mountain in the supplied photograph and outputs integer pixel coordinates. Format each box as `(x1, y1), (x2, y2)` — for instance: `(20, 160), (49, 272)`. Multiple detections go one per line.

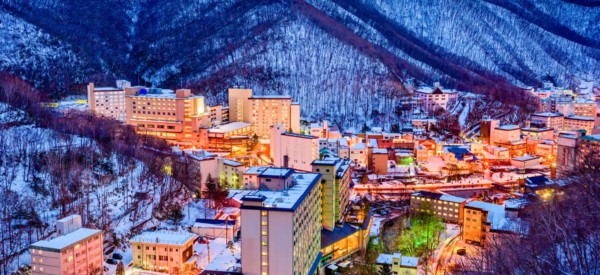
(0, 0), (599, 123)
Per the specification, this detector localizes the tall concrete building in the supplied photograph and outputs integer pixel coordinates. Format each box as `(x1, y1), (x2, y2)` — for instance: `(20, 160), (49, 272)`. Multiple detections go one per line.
(270, 124), (319, 172)
(87, 81), (129, 122)
(576, 134), (600, 171)
(480, 117), (500, 145)
(240, 172), (322, 275)
(227, 88), (300, 138)
(311, 158), (351, 231)
(125, 87), (210, 147)
(556, 131), (581, 176)
(30, 215), (103, 275)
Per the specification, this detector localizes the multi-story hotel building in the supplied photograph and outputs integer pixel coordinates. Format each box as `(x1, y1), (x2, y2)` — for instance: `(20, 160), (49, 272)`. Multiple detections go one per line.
(125, 87), (211, 148)
(311, 158), (351, 231)
(228, 88), (300, 138)
(480, 117), (500, 145)
(530, 112), (564, 131)
(463, 201), (525, 247)
(30, 215), (103, 275)
(240, 172), (322, 275)
(563, 115), (595, 134)
(409, 191), (465, 223)
(555, 98), (597, 117)
(87, 81), (129, 122)
(130, 231), (197, 274)
(270, 124), (319, 171)
(576, 134), (600, 172)
(413, 84), (458, 113)
(556, 131), (581, 175)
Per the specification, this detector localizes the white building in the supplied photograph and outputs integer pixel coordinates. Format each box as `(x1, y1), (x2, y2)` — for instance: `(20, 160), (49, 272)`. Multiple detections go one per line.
(491, 125), (521, 145)
(270, 124), (319, 171)
(240, 172), (322, 275)
(87, 81), (128, 121)
(413, 84), (458, 113)
(349, 143), (368, 169)
(228, 88), (300, 138)
(30, 215), (103, 275)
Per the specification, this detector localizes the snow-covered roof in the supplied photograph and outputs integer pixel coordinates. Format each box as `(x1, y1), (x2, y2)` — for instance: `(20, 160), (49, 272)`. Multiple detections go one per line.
(130, 231), (196, 245)
(466, 201), (505, 229)
(202, 241), (241, 273)
(209, 122), (252, 133)
(401, 256), (419, 267)
(565, 115), (595, 121)
(532, 112), (564, 117)
(581, 134), (600, 142)
(93, 87), (122, 91)
(240, 173), (321, 211)
(244, 166), (269, 175)
(222, 159), (243, 167)
(31, 228), (102, 251)
(350, 143), (366, 150)
(512, 155), (540, 162)
(250, 95), (291, 99)
(412, 190), (466, 203)
(495, 124), (520, 131)
(372, 148), (388, 154)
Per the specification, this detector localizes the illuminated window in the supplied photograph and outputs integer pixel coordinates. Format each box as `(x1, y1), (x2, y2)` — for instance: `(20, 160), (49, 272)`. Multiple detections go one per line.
(261, 211), (267, 216)
(261, 241), (268, 246)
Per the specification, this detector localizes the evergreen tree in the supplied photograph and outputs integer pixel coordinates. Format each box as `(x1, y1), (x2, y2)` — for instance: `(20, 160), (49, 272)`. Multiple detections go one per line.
(378, 264), (393, 275)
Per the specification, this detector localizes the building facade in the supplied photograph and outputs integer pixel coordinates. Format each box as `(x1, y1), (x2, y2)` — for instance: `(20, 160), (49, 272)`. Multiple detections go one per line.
(87, 82), (128, 121)
(227, 88), (300, 138)
(409, 191), (465, 223)
(125, 87), (211, 147)
(130, 231), (196, 274)
(270, 124), (319, 172)
(311, 158), (351, 231)
(30, 215), (103, 275)
(240, 172), (322, 275)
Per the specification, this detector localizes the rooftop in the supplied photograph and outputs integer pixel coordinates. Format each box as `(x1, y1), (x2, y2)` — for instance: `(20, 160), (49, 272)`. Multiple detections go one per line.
(512, 155), (540, 162)
(281, 132), (318, 139)
(376, 253), (419, 268)
(411, 190), (466, 203)
(532, 112), (564, 117)
(31, 228), (102, 252)
(93, 87), (122, 91)
(222, 159), (243, 167)
(495, 124), (520, 131)
(130, 231), (196, 245)
(250, 95), (292, 99)
(209, 122), (252, 133)
(580, 134), (600, 142)
(240, 173), (321, 211)
(565, 115), (595, 121)
(244, 166), (270, 175)
(258, 167), (294, 179)
(525, 175), (556, 190)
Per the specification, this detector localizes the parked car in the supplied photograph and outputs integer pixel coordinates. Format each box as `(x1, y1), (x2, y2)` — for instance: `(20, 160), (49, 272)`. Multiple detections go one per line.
(106, 259), (118, 265)
(112, 253), (123, 260)
(196, 236), (209, 244)
(456, 248), (467, 256)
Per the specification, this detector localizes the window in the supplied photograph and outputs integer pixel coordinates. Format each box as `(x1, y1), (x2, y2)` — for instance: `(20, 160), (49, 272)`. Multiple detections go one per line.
(261, 211), (267, 216)
(262, 241), (268, 246)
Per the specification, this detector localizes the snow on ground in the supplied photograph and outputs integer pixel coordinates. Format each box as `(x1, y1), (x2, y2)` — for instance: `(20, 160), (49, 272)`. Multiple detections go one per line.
(420, 156), (446, 173)
(370, 216), (385, 237)
(0, 102), (28, 124)
(194, 238), (228, 270)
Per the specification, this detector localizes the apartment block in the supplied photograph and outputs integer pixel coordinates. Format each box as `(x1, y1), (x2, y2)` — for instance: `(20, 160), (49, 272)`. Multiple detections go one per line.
(409, 191), (465, 223)
(555, 99), (597, 117)
(87, 81), (128, 121)
(270, 124), (319, 172)
(227, 88), (300, 138)
(130, 231), (196, 274)
(576, 134), (600, 172)
(413, 84), (458, 113)
(311, 158), (351, 231)
(530, 112), (564, 131)
(125, 87), (211, 148)
(563, 115), (595, 134)
(30, 215), (103, 275)
(240, 172), (322, 275)
(463, 201), (525, 247)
